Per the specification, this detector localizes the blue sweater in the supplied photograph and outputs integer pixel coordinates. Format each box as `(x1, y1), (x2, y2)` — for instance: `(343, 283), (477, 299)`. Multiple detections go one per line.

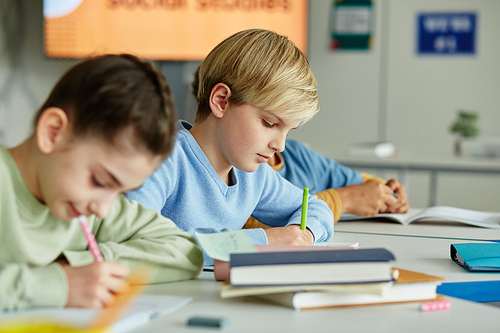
(278, 140), (363, 193)
(127, 121), (334, 265)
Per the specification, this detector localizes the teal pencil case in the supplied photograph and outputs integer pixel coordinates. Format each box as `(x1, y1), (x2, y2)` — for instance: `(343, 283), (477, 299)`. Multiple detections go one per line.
(451, 243), (500, 272)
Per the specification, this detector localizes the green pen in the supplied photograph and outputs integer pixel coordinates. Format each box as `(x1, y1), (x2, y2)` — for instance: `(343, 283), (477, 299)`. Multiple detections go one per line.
(301, 187), (309, 231)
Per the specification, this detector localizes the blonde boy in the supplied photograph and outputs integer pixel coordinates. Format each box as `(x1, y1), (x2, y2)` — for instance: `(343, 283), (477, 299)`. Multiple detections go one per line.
(0, 54), (203, 310)
(127, 29), (334, 266)
(190, 68), (409, 228)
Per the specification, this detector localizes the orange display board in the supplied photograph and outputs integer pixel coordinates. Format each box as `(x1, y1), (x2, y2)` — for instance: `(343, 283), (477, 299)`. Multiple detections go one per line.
(44, 0), (308, 60)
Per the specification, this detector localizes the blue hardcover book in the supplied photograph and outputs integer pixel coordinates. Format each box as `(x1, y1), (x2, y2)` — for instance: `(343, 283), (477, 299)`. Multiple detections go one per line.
(451, 243), (500, 271)
(230, 248), (395, 267)
(229, 248), (396, 287)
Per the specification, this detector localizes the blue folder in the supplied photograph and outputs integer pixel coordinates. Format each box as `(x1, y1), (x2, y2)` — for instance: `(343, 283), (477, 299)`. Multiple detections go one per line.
(437, 281), (500, 302)
(450, 243), (500, 271)
(444, 243), (500, 302)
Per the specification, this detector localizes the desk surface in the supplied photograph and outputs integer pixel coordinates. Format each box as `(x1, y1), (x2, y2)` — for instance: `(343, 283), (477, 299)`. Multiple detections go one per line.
(332, 231), (500, 283)
(327, 150), (500, 173)
(326, 152), (500, 207)
(137, 272), (500, 333)
(130, 227), (500, 333)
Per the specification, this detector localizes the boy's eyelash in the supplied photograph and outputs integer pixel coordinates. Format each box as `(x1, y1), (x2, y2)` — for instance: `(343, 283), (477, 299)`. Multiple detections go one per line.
(262, 119), (274, 128)
(92, 176), (104, 187)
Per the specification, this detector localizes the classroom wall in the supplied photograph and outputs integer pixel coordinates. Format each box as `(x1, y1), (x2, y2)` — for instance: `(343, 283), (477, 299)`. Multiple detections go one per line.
(295, 0), (500, 155)
(0, 1), (79, 147)
(290, 0), (500, 211)
(1, 0), (499, 211)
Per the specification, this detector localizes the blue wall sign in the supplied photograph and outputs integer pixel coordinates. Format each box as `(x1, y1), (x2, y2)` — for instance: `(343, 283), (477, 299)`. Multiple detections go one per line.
(418, 13), (476, 54)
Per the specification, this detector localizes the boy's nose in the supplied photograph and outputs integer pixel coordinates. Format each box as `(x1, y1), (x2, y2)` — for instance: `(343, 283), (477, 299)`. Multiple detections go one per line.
(88, 194), (115, 219)
(270, 133), (287, 153)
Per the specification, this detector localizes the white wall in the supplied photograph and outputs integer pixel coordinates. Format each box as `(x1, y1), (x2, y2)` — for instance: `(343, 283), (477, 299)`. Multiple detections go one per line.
(1, 0), (499, 211)
(386, 0), (500, 154)
(289, 0), (500, 211)
(0, 1), (78, 147)
(293, 0), (500, 153)
(295, 1), (383, 150)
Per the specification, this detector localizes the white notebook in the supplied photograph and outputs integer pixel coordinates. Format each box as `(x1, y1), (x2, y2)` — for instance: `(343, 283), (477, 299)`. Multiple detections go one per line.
(0, 294), (192, 332)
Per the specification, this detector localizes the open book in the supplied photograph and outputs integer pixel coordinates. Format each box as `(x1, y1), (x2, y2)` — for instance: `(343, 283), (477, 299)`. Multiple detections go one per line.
(0, 295), (192, 332)
(339, 206), (500, 229)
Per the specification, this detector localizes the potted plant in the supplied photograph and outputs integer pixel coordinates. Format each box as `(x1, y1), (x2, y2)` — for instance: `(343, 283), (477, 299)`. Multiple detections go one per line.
(450, 110), (479, 156)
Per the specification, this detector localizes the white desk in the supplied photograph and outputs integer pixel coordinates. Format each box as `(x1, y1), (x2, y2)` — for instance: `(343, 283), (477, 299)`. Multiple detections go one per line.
(136, 272), (500, 333)
(327, 151), (500, 206)
(126, 229), (500, 333)
(332, 231), (500, 284)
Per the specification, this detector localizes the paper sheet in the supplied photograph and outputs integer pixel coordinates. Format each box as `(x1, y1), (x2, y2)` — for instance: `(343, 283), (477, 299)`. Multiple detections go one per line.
(196, 230), (258, 261)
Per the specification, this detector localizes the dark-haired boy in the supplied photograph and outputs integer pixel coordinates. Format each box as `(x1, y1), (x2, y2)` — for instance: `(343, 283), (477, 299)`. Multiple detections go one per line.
(0, 54), (203, 310)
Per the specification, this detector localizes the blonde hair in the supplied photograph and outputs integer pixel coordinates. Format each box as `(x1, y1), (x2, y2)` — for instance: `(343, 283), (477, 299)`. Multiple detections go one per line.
(196, 29), (318, 122)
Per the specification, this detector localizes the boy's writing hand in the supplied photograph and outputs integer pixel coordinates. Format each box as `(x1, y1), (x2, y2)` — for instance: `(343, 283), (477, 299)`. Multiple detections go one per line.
(264, 225), (314, 246)
(337, 181), (399, 217)
(383, 179), (409, 213)
(59, 261), (129, 308)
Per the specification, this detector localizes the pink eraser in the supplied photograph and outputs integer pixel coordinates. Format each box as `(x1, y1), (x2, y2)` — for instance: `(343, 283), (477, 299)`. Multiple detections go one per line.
(420, 300), (451, 312)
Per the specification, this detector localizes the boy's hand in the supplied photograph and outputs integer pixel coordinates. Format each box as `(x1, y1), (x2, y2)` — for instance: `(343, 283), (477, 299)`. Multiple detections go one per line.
(383, 179), (409, 213)
(264, 225), (314, 246)
(337, 181), (399, 217)
(59, 261), (130, 308)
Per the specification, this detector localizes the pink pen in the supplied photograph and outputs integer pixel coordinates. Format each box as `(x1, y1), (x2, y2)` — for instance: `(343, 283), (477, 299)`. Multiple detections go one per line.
(420, 300), (451, 312)
(72, 207), (103, 262)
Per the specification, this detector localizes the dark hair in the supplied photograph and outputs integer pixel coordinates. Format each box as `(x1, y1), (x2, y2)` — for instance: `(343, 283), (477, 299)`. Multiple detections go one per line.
(191, 65), (200, 100)
(34, 54), (176, 158)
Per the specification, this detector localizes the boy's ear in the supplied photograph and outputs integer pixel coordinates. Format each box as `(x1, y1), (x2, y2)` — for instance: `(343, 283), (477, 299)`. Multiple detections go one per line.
(36, 107), (70, 154)
(209, 83), (232, 118)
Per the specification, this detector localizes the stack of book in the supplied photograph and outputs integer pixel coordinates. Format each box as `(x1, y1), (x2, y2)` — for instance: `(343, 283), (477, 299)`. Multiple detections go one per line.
(219, 247), (444, 311)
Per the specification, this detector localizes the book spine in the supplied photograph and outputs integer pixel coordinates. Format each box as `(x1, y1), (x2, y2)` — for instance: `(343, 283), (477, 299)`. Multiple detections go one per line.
(230, 248), (395, 267)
